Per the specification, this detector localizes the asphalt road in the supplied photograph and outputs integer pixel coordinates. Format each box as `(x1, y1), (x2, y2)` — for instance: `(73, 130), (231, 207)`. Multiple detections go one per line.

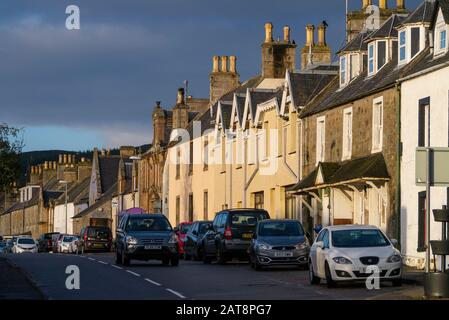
(5, 252), (416, 300)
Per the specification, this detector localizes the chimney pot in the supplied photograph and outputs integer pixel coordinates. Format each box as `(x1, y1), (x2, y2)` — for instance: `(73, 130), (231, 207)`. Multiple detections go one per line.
(379, 0), (387, 9)
(362, 0), (372, 9)
(221, 56), (228, 72)
(229, 56), (237, 73)
(317, 24), (327, 46)
(59, 154), (63, 164)
(283, 26), (291, 42)
(306, 24), (315, 47)
(396, 0), (405, 10)
(63, 154), (68, 164)
(44, 161), (49, 170)
(177, 88), (185, 105)
(212, 56), (220, 72)
(264, 22), (273, 43)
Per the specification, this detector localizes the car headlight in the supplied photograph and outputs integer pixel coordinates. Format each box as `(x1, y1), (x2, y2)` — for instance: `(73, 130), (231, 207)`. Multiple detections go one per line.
(332, 257), (352, 264)
(168, 234), (178, 244)
(256, 242), (270, 250)
(295, 240), (309, 250)
(126, 236), (139, 245)
(387, 254), (402, 263)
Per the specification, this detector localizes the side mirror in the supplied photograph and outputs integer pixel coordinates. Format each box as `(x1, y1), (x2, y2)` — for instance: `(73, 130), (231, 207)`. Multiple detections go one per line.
(315, 241), (324, 249)
(391, 239), (400, 250)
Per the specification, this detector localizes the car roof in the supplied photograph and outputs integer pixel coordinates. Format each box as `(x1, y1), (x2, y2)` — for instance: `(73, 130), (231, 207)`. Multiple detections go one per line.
(259, 219), (299, 224)
(325, 224), (381, 231)
(126, 213), (166, 219)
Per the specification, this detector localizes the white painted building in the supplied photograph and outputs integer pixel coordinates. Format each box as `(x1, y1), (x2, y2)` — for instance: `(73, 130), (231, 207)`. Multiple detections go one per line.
(400, 0), (449, 268)
(54, 202), (88, 234)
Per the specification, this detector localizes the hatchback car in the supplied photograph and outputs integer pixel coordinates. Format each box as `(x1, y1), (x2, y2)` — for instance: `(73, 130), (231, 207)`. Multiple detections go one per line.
(59, 235), (78, 253)
(115, 213), (179, 266)
(77, 226), (112, 253)
(12, 237), (38, 254)
(183, 220), (212, 260)
(202, 209), (270, 264)
(249, 219), (309, 270)
(176, 222), (192, 257)
(309, 225), (402, 288)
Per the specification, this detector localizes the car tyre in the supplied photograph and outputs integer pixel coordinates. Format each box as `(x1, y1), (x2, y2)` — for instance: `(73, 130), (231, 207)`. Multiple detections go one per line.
(392, 278), (402, 287)
(184, 253), (191, 261)
(325, 262), (336, 288)
(162, 256), (170, 266)
(171, 255), (179, 267)
(202, 250), (212, 264)
(216, 244), (227, 265)
(309, 261), (320, 285)
(115, 250), (122, 265)
(121, 250), (130, 266)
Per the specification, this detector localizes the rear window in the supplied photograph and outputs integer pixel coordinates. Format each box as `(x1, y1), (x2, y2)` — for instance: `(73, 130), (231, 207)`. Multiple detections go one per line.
(18, 238), (35, 245)
(259, 221), (304, 237)
(88, 228), (111, 239)
(229, 211), (269, 226)
(63, 236), (75, 242)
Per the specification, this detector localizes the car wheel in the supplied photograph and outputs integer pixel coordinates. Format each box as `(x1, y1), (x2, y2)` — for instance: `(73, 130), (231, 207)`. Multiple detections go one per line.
(184, 253), (191, 261)
(253, 258), (262, 271)
(121, 250), (130, 266)
(309, 261), (320, 285)
(392, 278), (402, 287)
(162, 256), (170, 266)
(195, 247), (202, 261)
(202, 250), (212, 264)
(325, 261), (336, 288)
(81, 246), (84, 255)
(115, 249), (122, 265)
(171, 255), (179, 267)
(216, 244), (227, 265)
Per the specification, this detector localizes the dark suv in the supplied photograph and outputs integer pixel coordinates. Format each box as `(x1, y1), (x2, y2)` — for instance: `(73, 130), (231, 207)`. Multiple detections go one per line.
(38, 232), (60, 252)
(202, 209), (270, 264)
(77, 226), (112, 253)
(115, 214), (179, 266)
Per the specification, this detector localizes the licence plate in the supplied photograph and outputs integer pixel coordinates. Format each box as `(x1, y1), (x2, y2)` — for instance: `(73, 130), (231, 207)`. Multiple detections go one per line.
(93, 244), (104, 248)
(145, 245), (162, 250)
(274, 252), (293, 258)
(242, 233), (253, 239)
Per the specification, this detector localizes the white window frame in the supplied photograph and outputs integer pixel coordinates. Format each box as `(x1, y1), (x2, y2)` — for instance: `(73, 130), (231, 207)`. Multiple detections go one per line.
(440, 29), (447, 51)
(349, 53), (360, 80)
(371, 97), (384, 153)
(342, 107), (353, 161)
(340, 55), (347, 86)
(376, 40), (388, 72)
(368, 43), (375, 76)
(316, 116), (326, 165)
(399, 29), (407, 64)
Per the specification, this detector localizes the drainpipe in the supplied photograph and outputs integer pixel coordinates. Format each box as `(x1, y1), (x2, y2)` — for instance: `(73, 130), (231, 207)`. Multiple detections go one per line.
(395, 81), (401, 243)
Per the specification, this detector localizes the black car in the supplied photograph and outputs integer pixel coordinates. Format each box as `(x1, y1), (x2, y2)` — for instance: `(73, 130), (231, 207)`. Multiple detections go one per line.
(183, 220), (212, 261)
(77, 226), (112, 253)
(38, 232), (60, 252)
(202, 209), (270, 264)
(115, 213), (179, 266)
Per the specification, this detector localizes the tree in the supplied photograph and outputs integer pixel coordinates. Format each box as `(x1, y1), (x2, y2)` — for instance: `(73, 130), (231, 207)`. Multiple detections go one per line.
(0, 123), (23, 192)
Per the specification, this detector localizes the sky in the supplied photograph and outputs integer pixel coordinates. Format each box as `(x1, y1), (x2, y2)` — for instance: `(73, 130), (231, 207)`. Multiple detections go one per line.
(0, 0), (423, 152)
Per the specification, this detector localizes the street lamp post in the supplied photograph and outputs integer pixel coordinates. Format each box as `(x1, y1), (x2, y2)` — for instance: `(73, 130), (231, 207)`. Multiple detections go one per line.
(130, 155), (141, 209)
(59, 180), (69, 234)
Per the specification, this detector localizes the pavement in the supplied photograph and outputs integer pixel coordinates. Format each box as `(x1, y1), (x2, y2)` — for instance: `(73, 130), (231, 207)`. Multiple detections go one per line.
(1, 252), (427, 300)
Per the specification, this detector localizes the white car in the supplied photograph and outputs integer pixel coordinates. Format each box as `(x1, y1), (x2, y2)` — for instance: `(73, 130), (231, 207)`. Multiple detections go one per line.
(59, 235), (78, 253)
(12, 237), (38, 254)
(308, 225), (402, 288)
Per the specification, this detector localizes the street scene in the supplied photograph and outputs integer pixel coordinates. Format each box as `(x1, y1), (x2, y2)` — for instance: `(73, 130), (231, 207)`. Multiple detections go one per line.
(1, 0), (449, 303)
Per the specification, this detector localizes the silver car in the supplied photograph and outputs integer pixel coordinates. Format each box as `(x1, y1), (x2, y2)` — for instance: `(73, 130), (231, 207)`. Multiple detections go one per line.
(59, 235), (79, 253)
(249, 219), (310, 270)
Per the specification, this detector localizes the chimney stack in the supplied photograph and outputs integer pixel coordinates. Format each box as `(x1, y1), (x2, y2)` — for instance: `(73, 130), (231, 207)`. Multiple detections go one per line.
(59, 154), (63, 164)
(265, 22), (273, 43)
(362, 0), (372, 9)
(397, 0), (405, 10)
(177, 87), (185, 105)
(212, 56), (220, 73)
(306, 24), (315, 47)
(229, 56), (236, 73)
(38, 165), (43, 175)
(317, 24), (327, 46)
(283, 26), (290, 42)
(63, 154), (68, 164)
(221, 56), (228, 72)
(379, 0), (387, 9)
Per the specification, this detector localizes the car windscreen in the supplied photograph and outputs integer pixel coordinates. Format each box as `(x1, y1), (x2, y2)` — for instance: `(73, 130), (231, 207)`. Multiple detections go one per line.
(180, 224), (191, 234)
(17, 238), (35, 245)
(63, 236), (75, 242)
(230, 211), (269, 227)
(259, 221), (304, 237)
(88, 228), (110, 239)
(332, 229), (390, 248)
(126, 217), (172, 232)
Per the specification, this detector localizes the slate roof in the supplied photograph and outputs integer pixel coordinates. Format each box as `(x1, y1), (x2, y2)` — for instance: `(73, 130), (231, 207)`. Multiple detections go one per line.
(365, 14), (407, 40)
(402, 48), (449, 79)
(54, 177), (90, 206)
(219, 101), (233, 128)
(72, 182), (117, 219)
(399, 0), (436, 26)
(337, 31), (370, 53)
(288, 153), (389, 193)
(98, 157), (123, 193)
(289, 71), (338, 107)
(438, 0), (449, 24)
(248, 89), (280, 118)
(234, 94), (246, 125)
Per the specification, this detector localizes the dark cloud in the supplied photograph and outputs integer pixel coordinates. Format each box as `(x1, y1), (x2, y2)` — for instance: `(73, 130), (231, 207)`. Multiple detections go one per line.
(0, 0), (423, 149)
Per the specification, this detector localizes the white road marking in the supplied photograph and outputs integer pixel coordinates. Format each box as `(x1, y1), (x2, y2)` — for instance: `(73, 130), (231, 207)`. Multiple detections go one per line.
(144, 278), (161, 286)
(98, 261), (108, 265)
(111, 265), (123, 270)
(126, 270), (141, 277)
(166, 288), (186, 299)
(88, 258), (96, 261)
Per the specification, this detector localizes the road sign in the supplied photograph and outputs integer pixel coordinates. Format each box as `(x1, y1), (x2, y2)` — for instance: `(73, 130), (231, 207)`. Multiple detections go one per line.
(416, 147), (449, 186)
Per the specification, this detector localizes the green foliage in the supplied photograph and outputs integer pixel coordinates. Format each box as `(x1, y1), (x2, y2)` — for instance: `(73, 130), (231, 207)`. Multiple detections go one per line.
(0, 123), (24, 191)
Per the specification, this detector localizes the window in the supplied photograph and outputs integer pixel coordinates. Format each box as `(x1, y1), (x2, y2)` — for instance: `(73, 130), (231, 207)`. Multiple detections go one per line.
(342, 108), (353, 160)
(175, 196), (180, 226)
(350, 54), (360, 80)
(418, 97), (430, 147)
(263, 121), (270, 159)
(203, 190), (208, 220)
(399, 30), (406, 62)
(440, 30), (447, 50)
(377, 40), (387, 71)
(188, 193), (193, 222)
(372, 98), (383, 152)
(368, 43), (375, 75)
(411, 27), (420, 58)
(203, 137), (209, 171)
(417, 191), (426, 252)
(254, 191), (264, 209)
(176, 148), (180, 180)
(340, 55), (347, 85)
(316, 116), (326, 164)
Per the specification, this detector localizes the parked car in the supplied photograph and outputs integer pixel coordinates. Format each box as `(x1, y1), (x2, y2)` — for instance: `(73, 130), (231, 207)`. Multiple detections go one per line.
(202, 209), (270, 264)
(115, 213), (179, 266)
(77, 226), (112, 254)
(12, 237), (38, 254)
(249, 219), (310, 270)
(183, 220), (212, 260)
(308, 225), (402, 288)
(52, 233), (66, 253)
(4, 239), (14, 253)
(38, 232), (60, 252)
(59, 235), (79, 254)
(0, 241), (7, 254)
(175, 222), (192, 257)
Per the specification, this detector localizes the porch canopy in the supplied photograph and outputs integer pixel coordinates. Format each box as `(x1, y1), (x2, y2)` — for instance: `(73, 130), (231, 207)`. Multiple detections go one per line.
(287, 153), (390, 195)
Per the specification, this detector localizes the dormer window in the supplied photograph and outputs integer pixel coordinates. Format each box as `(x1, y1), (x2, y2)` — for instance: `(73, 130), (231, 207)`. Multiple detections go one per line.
(367, 40), (387, 76)
(439, 30), (447, 50)
(398, 25), (425, 65)
(434, 8), (448, 57)
(399, 30), (406, 62)
(368, 44), (375, 75)
(340, 56), (347, 86)
(377, 40), (387, 70)
(339, 53), (361, 87)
